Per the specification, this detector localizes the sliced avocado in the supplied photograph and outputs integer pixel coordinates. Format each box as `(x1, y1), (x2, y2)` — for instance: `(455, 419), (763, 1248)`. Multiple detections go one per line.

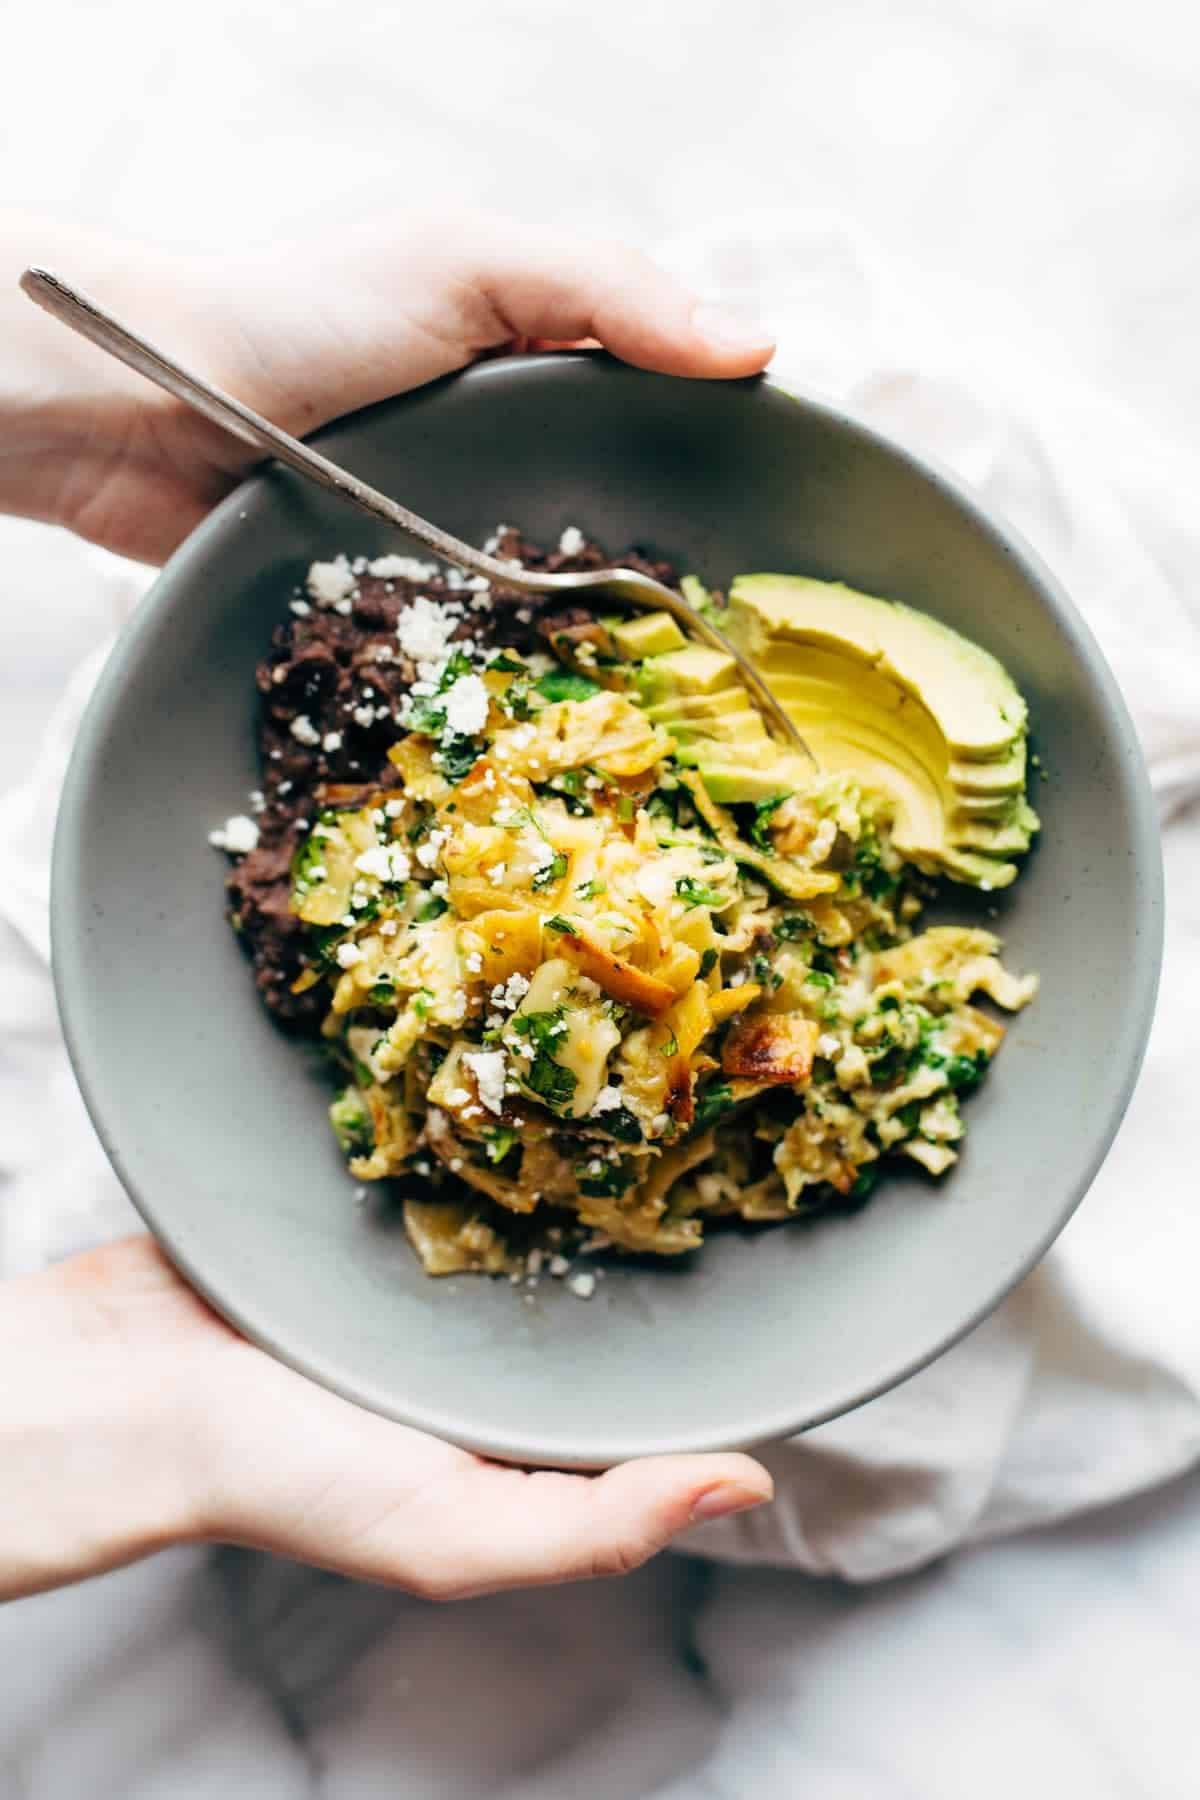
(955, 790), (1027, 821)
(604, 610), (687, 660)
(952, 815), (1036, 856)
(667, 709), (769, 750)
(936, 848), (1020, 890)
(790, 720), (949, 859)
(680, 574), (713, 615)
(644, 689), (748, 725)
(673, 736), (778, 774)
(729, 575), (1024, 761)
(949, 746), (1026, 795)
(637, 644), (740, 703)
(889, 602), (1026, 757)
(697, 755), (810, 806)
(720, 572), (1037, 888)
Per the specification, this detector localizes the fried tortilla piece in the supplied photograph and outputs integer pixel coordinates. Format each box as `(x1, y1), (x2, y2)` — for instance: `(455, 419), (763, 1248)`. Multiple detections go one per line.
(549, 922), (677, 1018)
(404, 1198), (520, 1276)
(721, 1012), (819, 1085)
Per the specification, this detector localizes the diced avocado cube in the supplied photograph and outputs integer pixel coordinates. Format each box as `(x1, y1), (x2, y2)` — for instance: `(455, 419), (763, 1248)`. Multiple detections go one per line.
(603, 610), (687, 660)
(638, 644), (740, 703)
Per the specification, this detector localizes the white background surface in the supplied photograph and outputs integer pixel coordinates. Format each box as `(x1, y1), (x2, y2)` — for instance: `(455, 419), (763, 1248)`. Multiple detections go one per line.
(2, 1), (1200, 1794)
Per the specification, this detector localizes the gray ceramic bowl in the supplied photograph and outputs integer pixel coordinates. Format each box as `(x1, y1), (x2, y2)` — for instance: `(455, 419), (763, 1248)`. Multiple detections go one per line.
(52, 354), (1162, 1468)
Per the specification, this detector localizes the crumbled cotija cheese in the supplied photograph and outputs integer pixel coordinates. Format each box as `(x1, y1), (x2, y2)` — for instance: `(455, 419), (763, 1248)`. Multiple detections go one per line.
(440, 673), (489, 737)
(306, 557), (357, 607)
(354, 845), (412, 883)
(290, 714), (321, 746)
(367, 554), (438, 581)
(335, 942), (364, 969)
(463, 1049), (507, 1115)
(396, 594), (459, 666)
(415, 829), (446, 870)
(208, 814), (259, 854)
(558, 525), (585, 556)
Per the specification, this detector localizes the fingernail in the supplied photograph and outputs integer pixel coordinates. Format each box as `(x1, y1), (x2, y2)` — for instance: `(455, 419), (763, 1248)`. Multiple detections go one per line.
(689, 1482), (771, 1525)
(691, 301), (775, 351)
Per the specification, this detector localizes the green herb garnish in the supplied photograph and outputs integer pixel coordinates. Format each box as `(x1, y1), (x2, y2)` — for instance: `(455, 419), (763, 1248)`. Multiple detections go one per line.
(575, 1156), (632, 1198)
(692, 1080), (734, 1134)
(748, 792), (792, 850)
(511, 1008), (577, 1110)
(532, 851), (568, 892)
(675, 875), (726, 909)
(536, 668), (601, 703)
(330, 1088), (373, 1155)
(484, 1126), (519, 1164)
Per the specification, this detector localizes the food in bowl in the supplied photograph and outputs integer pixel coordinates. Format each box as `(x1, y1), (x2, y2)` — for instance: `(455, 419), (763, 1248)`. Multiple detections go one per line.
(214, 527), (1038, 1277)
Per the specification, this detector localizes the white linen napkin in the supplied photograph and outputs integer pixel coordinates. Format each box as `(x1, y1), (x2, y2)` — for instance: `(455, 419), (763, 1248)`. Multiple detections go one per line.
(3, 216), (1199, 1582)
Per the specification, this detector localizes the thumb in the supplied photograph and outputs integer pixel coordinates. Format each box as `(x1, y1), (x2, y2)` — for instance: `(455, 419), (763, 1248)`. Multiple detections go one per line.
(214, 210), (775, 442)
(414, 1452), (775, 1599)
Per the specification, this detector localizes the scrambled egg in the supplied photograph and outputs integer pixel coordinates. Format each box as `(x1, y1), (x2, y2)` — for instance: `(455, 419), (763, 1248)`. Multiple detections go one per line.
(289, 631), (1037, 1275)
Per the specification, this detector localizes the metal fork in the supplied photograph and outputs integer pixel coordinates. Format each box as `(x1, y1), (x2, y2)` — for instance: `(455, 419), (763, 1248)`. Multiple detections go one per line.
(20, 266), (808, 756)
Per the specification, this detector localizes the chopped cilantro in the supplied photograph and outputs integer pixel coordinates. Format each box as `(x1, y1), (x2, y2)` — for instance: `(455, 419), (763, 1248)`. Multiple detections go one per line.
(411, 988), (434, 1021)
(844, 830), (898, 901)
(930, 1049), (990, 1094)
(536, 668), (601, 703)
(660, 1030), (679, 1058)
(576, 1156), (632, 1198)
(805, 970), (835, 990)
(575, 878), (605, 901)
(330, 1088), (373, 1156)
(502, 676), (535, 721)
(487, 652), (526, 673)
(693, 1080), (734, 1134)
(439, 733), (481, 784)
(543, 915), (574, 934)
(776, 913), (814, 941)
(368, 978), (396, 1007)
(290, 832), (330, 896)
(415, 893), (448, 921)
(532, 851), (568, 892)
(547, 769), (593, 815)
(849, 1168), (879, 1202)
(511, 1008), (577, 1110)
(595, 1105), (643, 1144)
(699, 947), (719, 979)
(748, 792), (792, 850)
(484, 1126), (519, 1165)
(646, 787), (679, 823)
(675, 875), (726, 909)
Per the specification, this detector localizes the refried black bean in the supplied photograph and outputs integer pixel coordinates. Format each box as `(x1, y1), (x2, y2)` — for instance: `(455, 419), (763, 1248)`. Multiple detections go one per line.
(228, 528), (682, 1031)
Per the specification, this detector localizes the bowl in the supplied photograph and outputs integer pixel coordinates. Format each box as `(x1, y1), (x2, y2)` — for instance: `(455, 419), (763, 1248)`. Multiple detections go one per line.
(52, 353), (1162, 1468)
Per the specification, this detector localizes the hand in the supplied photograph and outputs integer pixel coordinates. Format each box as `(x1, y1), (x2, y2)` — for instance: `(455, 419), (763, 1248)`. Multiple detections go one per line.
(0, 208), (774, 564)
(0, 1238), (771, 1602)
(0, 214), (773, 1600)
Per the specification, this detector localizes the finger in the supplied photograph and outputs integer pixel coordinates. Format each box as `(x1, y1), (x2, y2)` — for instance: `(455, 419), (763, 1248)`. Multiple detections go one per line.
(214, 211), (775, 444)
(405, 1452), (774, 1599)
(461, 218), (776, 379)
(190, 1339), (771, 1600)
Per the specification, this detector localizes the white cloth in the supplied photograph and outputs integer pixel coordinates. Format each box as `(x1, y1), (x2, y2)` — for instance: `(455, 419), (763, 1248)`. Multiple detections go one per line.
(3, 218), (1200, 1589)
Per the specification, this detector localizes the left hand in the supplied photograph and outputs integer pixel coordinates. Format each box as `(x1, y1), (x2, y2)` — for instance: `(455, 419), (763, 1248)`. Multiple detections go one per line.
(0, 207), (774, 564)
(0, 1237), (771, 1603)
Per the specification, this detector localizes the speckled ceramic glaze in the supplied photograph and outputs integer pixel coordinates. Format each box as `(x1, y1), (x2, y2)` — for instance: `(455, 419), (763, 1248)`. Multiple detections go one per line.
(51, 354), (1162, 1467)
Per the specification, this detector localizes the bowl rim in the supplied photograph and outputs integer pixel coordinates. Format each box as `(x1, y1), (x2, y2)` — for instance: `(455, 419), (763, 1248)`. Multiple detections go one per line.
(51, 353), (1165, 1463)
